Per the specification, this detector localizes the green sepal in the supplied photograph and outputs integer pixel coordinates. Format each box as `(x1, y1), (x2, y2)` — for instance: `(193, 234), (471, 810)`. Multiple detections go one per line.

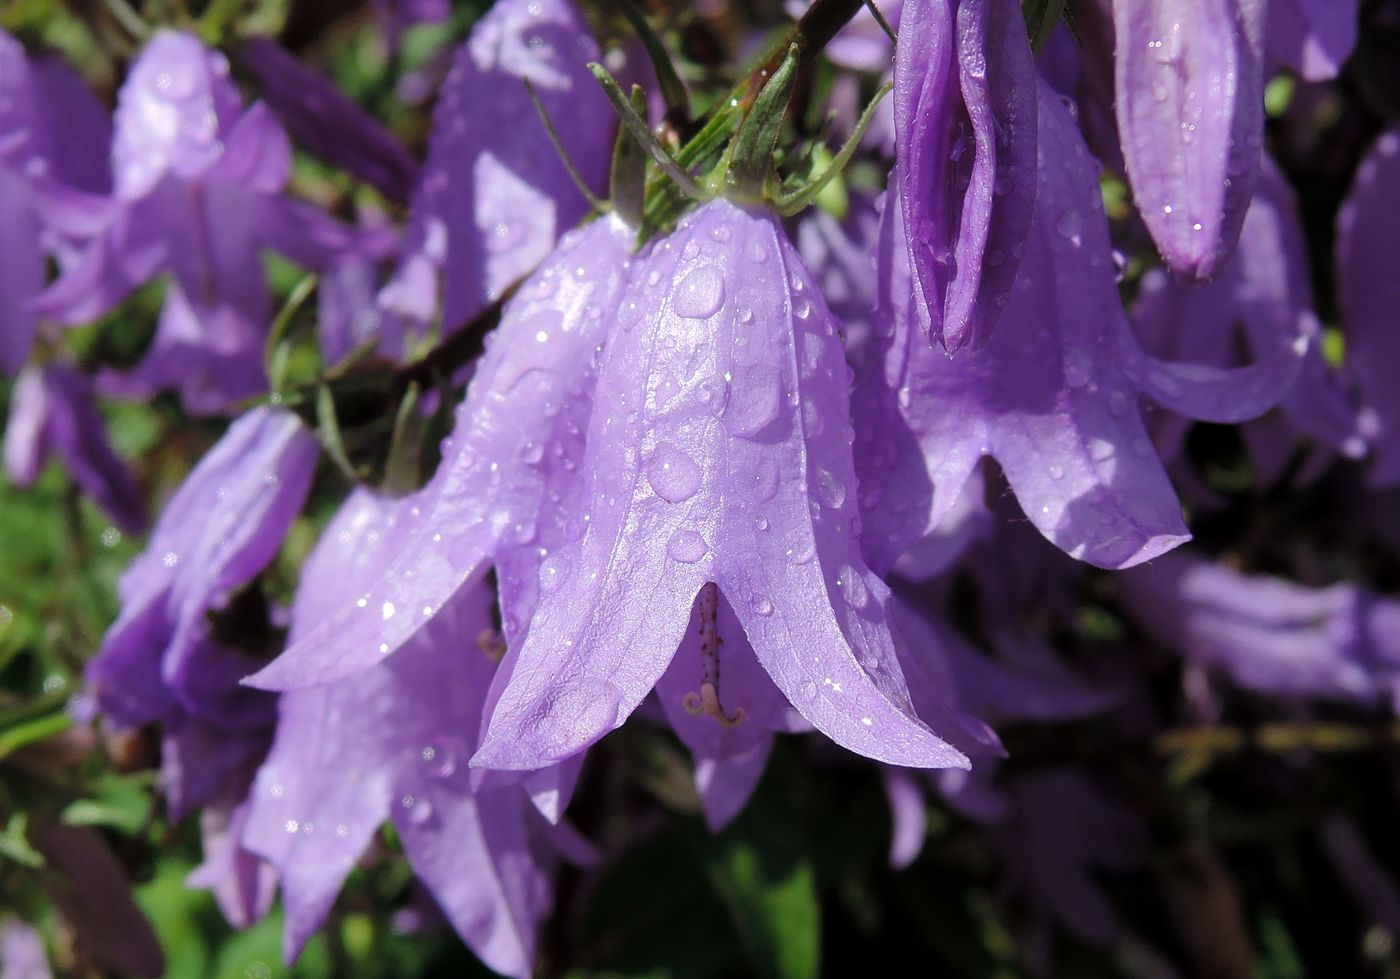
(725, 43), (801, 201)
(589, 62), (705, 200)
(1021, 0), (1068, 52)
(611, 85), (651, 227)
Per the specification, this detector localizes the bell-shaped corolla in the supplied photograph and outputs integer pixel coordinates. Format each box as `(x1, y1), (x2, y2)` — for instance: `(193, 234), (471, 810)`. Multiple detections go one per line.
(469, 198), (971, 774)
(249, 215), (635, 693)
(244, 490), (577, 977)
(892, 0), (1038, 351)
(378, 0), (614, 340)
(854, 78), (1305, 573)
(1111, 0), (1267, 279)
(33, 31), (357, 413)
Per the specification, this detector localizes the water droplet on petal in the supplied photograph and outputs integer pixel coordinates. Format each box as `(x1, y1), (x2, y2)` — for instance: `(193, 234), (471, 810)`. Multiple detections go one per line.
(815, 468), (847, 509)
(667, 529), (709, 564)
(672, 266), (726, 319)
(647, 443), (702, 503)
(539, 555), (571, 593)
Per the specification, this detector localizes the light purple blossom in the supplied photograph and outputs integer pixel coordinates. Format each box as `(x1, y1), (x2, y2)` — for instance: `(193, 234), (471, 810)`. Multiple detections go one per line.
(378, 0), (614, 340)
(251, 214), (636, 690)
(1111, 0), (1266, 279)
(892, 0), (1038, 351)
(1131, 155), (1364, 479)
(0, 30), (111, 373)
(854, 79), (1304, 572)
(33, 31), (357, 414)
(470, 199), (968, 773)
(85, 408), (317, 817)
(244, 489), (572, 975)
(3, 361), (146, 533)
(1118, 550), (1400, 707)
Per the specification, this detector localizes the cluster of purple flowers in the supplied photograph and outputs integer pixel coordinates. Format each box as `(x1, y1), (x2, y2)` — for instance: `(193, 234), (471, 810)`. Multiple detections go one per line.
(3, 0), (1399, 973)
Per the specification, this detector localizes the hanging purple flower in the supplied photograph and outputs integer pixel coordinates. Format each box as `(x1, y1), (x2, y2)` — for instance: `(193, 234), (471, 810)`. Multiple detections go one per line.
(3, 361), (146, 533)
(466, 198), (969, 774)
(251, 214), (635, 690)
(1111, 0), (1266, 279)
(32, 31), (357, 414)
(0, 30), (111, 373)
(243, 489), (574, 976)
(1117, 550), (1400, 707)
(372, 0), (450, 51)
(1338, 129), (1400, 487)
(1267, 0), (1358, 81)
(378, 0), (614, 340)
(854, 78), (1304, 573)
(892, 0), (1038, 351)
(85, 408), (317, 818)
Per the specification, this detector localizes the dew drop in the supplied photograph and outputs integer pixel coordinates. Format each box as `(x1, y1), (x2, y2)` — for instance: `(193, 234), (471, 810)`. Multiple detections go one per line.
(672, 266), (726, 319)
(539, 555), (570, 593)
(836, 564), (869, 609)
(647, 443), (702, 503)
(800, 680), (818, 701)
(1062, 349), (1092, 388)
(667, 529), (709, 564)
(815, 468), (847, 509)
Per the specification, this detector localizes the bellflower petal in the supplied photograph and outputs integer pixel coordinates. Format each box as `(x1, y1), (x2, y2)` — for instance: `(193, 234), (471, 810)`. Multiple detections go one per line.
(252, 215), (634, 690)
(893, 0), (1038, 351)
(0, 168), (44, 373)
(1133, 157), (1362, 467)
(1338, 130), (1400, 486)
(1118, 550), (1400, 704)
(245, 490), (560, 976)
(3, 362), (146, 533)
(187, 791), (277, 928)
(473, 199), (968, 773)
(236, 37), (418, 203)
(791, 191), (882, 352)
(86, 408), (315, 742)
(1112, 0), (1266, 279)
(380, 0), (613, 338)
(856, 79), (1301, 571)
(1267, 0), (1358, 81)
(111, 30), (242, 200)
(653, 586), (789, 828)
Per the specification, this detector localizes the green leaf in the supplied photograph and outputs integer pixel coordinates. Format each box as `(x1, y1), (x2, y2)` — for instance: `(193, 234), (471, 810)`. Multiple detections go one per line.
(611, 85), (651, 227)
(773, 80), (891, 215)
(589, 62), (705, 200)
(700, 775), (821, 979)
(0, 813), (43, 868)
(61, 773), (152, 835)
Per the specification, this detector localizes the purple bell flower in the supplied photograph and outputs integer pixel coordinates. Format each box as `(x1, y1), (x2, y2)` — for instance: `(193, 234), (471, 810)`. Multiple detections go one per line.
(1118, 550), (1400, 707)
(85, 408), (317, 818)
(469, 199), (969, 774)
(243, 489), (576, 976)
(1111, 0), (1267, 279)
(892, 0), (1038, 351)
(854, 78), (1304, 572)
(1131, 155), (1364, 479)
(32, 31), (357, 414)
(251, 214), (636, 690)
(379, 0), (614, 341)
(4, 361), (146, 533)
(0, 921), (50, 979)
(0, 30), (111, 373)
